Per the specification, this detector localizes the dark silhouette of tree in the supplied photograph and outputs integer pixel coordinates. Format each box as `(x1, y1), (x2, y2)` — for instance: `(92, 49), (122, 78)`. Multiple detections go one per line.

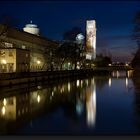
(131, 48), (140, 68)
(63, 27), (84, 41)
(94, 55), (112, 67)
(133, 10), (140, 46)
(131, 10), (140, 68)
(0, 15), (19, 48)
(56, 41), (80, 69)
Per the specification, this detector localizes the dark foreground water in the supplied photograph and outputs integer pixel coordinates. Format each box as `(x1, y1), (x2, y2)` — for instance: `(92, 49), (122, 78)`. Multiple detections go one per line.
(0, 70), (140, 135)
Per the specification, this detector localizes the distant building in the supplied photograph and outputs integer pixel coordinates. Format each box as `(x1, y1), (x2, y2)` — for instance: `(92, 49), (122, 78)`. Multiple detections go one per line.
(0, 24), (60, 73)
(86, 20), (96, 60)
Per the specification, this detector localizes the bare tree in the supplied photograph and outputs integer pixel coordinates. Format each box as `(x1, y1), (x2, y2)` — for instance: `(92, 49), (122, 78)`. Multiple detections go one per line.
(131, 10), (140, 68)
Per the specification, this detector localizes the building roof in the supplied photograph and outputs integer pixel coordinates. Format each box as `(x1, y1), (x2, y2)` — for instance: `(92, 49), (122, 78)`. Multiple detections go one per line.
(0, 24), (60, 48)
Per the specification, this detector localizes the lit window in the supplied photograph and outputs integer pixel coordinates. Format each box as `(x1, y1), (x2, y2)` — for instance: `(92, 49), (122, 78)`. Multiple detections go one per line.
(5, 42), (13, 48)
(0, 50), (5, 56)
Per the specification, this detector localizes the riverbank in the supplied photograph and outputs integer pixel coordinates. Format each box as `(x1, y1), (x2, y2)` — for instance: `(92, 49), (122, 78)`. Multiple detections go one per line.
(0, 69), (110, 87)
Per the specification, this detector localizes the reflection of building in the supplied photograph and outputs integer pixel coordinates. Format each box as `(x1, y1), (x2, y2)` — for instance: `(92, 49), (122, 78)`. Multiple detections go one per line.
(0, 97), (16, 120)
(0, 24), (59, 72)
(86, 20), (96, 60)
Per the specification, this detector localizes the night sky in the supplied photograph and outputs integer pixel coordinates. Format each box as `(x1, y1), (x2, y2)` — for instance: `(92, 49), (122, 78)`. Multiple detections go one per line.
(0, 0), (140, 62)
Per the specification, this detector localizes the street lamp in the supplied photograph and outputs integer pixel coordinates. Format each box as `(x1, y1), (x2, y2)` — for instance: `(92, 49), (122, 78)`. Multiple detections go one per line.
(37, 60), (41, 64)
(1, 59), (7, 64)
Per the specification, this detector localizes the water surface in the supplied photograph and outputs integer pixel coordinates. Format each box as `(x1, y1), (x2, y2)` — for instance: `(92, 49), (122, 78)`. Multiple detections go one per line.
(0, 70), (140, 135)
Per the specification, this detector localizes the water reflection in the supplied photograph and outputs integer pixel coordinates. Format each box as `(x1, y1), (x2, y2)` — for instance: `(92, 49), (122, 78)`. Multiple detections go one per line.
(131, 71), (140, 130)
(0, 96), (16, 120)
(0, 70), (136, 134)
(86, 78), (96, 127)
(125, 77), (128, 88)
(108, 78), (112, 87)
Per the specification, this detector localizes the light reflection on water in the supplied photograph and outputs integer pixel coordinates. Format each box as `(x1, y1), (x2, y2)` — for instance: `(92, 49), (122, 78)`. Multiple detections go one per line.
(0, 70), (140, 134)
(86, 78), (96, 128)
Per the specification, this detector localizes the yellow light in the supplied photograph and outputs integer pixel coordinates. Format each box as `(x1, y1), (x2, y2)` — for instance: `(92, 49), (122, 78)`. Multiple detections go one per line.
(3, 98), (7, 106)
(37, 60), (41, 64)
(1, 106), (5, 115)
(77, 80), (80, 87)
(68, 82), (71, 92)
(52, 91), (54, 96)
(126, 78), (128, 87)
(86, 86), (96, 127)
(117, 71), (119, 78)
(108, 78), (112, 87)
(108, 64), (112, 66)
(125, 63), (129, 66)
(1, 59), (7, 64)
(37, 95), (40, 103)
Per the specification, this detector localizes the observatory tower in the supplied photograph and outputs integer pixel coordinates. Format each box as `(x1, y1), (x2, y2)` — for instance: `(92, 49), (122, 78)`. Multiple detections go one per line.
(86, 20), (96, 60)
(23, 21), (40, 35)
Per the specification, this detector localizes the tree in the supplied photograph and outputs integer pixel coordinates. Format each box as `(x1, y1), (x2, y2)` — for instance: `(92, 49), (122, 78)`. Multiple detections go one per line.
(56, 41), (80, 69)
(133, 10), (140, 46)
(131, 10), (140, 68)
(94, 55), (112, 67)
(0, 15), (19, 48)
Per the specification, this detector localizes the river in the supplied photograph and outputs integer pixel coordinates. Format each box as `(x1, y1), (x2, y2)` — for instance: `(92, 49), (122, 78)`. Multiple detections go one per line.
(0, 70), (140, 135)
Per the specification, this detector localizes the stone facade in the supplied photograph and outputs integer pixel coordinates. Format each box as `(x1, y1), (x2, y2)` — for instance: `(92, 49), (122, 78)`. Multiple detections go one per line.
(0, 24), (60, 72)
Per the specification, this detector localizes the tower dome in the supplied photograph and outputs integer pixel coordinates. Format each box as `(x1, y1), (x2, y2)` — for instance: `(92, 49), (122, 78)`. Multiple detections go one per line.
(23, 21), (40, 35)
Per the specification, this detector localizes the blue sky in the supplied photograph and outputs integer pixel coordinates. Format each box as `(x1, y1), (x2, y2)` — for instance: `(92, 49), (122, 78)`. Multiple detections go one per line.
(0, 1), (139, 62)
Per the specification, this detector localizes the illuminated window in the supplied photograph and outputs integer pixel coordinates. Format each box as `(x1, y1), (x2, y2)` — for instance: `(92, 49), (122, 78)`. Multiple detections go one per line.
(22, 45), (26, 49)
(0, 50), (5, 56)
(5, 42), (13, 48)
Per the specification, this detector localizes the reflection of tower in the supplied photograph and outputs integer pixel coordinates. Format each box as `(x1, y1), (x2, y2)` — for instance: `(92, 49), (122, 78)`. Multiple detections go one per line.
(86, 20), (96, 60)
(86, 78), (96, 127)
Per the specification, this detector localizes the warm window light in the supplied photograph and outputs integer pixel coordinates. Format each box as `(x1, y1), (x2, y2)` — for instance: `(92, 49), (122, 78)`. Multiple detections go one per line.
(68, 82), (71, 92)
(37, 95), (40, 103)
(1, 59), (7, 64)
(37, 60), (41, 64)
(3, 98), (7, 106)
(77, 80), (80, 87)
(52, 91), (54, 96)
(1, 106), (5, 115)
